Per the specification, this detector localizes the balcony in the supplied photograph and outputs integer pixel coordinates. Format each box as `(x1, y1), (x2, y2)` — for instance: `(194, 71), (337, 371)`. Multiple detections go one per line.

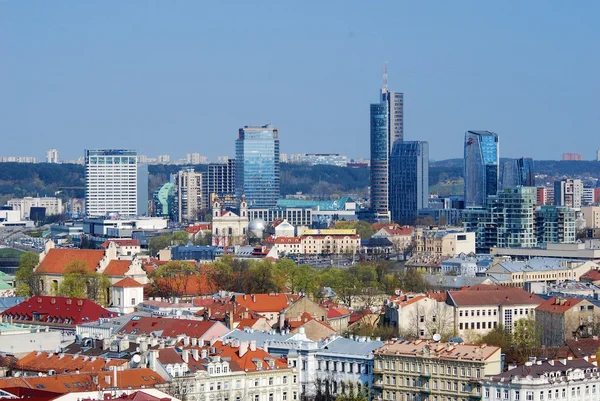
(419, 389), (431, 395)
(419, 373), (431, 379)
(469, 394), (482, 399)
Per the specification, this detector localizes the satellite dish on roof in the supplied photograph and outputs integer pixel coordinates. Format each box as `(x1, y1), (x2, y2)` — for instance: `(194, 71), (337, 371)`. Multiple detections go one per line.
(132, 354), (142, 364)
(176, 310), (182, 317)
(433, 333), (442, 342)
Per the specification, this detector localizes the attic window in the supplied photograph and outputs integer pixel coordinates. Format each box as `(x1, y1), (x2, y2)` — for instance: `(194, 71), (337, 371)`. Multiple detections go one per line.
(77, 300), (83, 306)
(66, 299), (72, 305)
(51, 298), (56, 304)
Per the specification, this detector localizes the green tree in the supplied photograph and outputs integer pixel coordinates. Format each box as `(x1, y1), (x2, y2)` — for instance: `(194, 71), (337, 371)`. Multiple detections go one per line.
(149, 234), (172, 256)
(480, 324), (512, 352)
(150, 261), (198, 298)
(244, 260), (280, 293)
(278, 259), (318, 296)
(172, 231), (190, 245)
(397, 268), (427, 293)
(512, 315), (542, 363)
(58, 260), (110, 303)
(86, 273), (111, 305)
(15, 251), (41, 296)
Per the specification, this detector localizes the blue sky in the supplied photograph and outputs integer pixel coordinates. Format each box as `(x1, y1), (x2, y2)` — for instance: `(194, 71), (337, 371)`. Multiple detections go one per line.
(1, 1), (599, 161)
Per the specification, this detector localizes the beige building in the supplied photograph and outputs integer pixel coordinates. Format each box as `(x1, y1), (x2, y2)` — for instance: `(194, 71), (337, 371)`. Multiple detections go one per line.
(176, 169), (203, 222)
(300, 229), (360, 255)
(211, 196), (249, 246)
(372, 226), (414, 253)
(484, 258), (597, 287)
(373, 339), (502, 401)
(7, 196), (63, 220)
(414, 228), (475, 257)
(582, 206), (600, 229)
(536, 296), (600, 347)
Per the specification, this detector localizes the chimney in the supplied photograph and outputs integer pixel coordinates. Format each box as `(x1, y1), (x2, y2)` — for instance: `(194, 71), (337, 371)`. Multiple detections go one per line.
(148, 349), (159, 371)
(182, 349), (189, 364)
(192, 349), (199, 361)
(249, 341), (257, 352)
(191, 338), (197, 347)
(183, 336), (190, 347)
(201, 349), (208, 359)
(252, 294), (256, 303)
(239, 341), (249, 357)
(113, 366), (118, 389)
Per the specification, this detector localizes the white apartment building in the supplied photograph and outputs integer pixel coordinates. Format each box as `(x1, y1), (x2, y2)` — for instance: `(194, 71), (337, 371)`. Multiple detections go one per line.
(177, 169), (203, 222)
(482, 358), (600, 401)
(84, 149), (138, 217)
(46, 148), (59, 163)
(0, 156), (37, 163)
(7, 196), (63, 220)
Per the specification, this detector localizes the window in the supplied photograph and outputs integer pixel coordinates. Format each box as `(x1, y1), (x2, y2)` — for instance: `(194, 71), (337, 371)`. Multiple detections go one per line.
(526, 392), (533, 401)
(293, 375), (297, 384)
(515, 391), (519, 400)
(283, 376), (288, 384)
(283, 393), (287, 401)
(269, 377), (274, 385)
(503, 390), (508, 400)
(269, 394), (274, 401)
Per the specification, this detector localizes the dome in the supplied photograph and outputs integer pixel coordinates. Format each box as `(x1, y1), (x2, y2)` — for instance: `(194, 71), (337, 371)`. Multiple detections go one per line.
(248, 218), (266, 232)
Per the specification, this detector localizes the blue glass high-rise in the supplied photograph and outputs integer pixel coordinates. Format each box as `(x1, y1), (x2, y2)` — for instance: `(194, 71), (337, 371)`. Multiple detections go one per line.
(464, 131), (499, 208)
(389, 141), (429, 225)
(235, 124), (280, 208)
(501, 157), (534, 189)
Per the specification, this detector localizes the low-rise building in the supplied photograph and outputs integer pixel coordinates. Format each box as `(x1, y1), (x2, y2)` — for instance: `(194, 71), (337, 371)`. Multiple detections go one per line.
(440, 255), (492, 277)
(413, 228), (475, 257)
(299, 229), (360, 255)
(383, 292), (453, 339)
(373, 339), (502, 401)
(536, 296), (600, 347)
(100, 239), (141, 259)
(482, 358), (600, 401)
(7, 196), (63, 220)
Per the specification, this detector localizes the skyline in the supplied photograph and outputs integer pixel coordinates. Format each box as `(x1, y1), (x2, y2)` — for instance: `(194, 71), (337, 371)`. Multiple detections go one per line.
(2, 1), (599, 161)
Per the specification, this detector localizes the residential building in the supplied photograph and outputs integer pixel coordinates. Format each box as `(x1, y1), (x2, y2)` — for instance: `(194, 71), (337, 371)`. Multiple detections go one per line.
(137, 163), (149, 216)
(440, 255), (493, 277)
(295, 153), (350, 167)
(176, 169), (203, 222)
(583, 186), (597, 206)
(211, 196), (249, 246)
(99, 238), (141, 258)
(490, 240), (600, 260)
(536, 205), (577, 245)
(482, 358), (600, 401)
(233, 293), (297, 327)
(500, 157), (534, 188)
(370, 69), (403, 219)
(299, 229), (361, 255)
(464, 130), (499, 208)
(537, 186), (554, 206)
(0, 156), (37, 163)
(536, 296), (600, 346)
(185, 153), (208, 164)
(7, 196), (63, 220)
(371, 226), (414, 254)
(389, 141), (429, 225)
(446, 285), (543, 338)
(84, 149), (138, 217)
(495, 187), (537, 248)
(152, 182), (177, 219)
(413, 228), (475, 257)
(46, 148), (59, 163)
(202, 159), (236, 209)
(117, 316), (229, 340)
(111, 277), (144, 314)
(562, 153), (583, 160)
(157, 154), (170, 163)
(373, 339), (502, 401)
(581, 206), (600, 229)
(236, 124), (280, 208)
(0, 322), (61, 354)
(554, 178), (583, 209)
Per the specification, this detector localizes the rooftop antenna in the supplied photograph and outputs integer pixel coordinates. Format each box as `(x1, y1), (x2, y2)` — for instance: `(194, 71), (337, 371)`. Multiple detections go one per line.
(382, 63), (388, 93)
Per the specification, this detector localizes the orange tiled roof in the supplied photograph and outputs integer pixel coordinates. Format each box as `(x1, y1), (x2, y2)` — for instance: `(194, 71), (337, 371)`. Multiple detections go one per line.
(581, 269), (600, 282)
(186, 224), (211, 234)
(118, 316), (220, 338)
(234, 293), (291, 313)
(112, 277), (143, 288)
(100, 239), (140, 248)
(16, 352), (127, 374)
(36, 249), (105, 274)
(536, 297), (583, 313)
(213, 341), (288, 372)
(383, 226), (414, 236)
(103, 260), (131, 277)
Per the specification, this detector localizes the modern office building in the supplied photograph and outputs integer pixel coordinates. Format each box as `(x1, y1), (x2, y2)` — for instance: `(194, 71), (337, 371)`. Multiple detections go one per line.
(389, 141), (428, 225)
(370, 69), (403, 219)
(202, 159), (236, 209)
(45, 148), (59, 164)
(176, 169), (203, 223)
(293, 153), (350, 167)
(84, 149), (138, 217)
(554, 179), (583, 209)
(536, 205), (577, 245)
(137, 163), (148, 216)
(496, 187), (537, 248)
(464, 131), (499, 208)
(500, 157), (534, 188)
(152, 182), (177, 219)
(235, 124), (280, 208)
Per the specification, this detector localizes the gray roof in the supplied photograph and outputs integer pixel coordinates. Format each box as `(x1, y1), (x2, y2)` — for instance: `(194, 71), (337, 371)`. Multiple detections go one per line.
(490, 359), (595, 380)
(77, 311), (152, 332)
(423, 274), (490, 289)
(496, 258), (584, 273)
(319, 337), (384, 357)
(223, 329), (298, 347)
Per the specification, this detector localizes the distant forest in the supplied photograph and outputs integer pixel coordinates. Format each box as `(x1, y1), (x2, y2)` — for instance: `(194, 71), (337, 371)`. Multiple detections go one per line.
(0, 159), (599, 205)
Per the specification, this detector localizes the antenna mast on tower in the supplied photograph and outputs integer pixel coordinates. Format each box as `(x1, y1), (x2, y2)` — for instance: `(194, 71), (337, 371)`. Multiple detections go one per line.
(382, 63), (388, 95)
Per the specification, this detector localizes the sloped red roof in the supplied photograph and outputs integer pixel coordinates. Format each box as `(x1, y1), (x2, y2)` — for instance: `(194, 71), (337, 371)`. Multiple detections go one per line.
(16, 352), (127, 374)
(383, 226), (414, 236)
(100, 239), (140, 248)
(36, 249), (105, 274)
(112, 277), (143, 288)
(326, 306), (352, 319)
(186, 224), (211, 235)
(213, 341), (288, 372)
(2, 296), (113, 325)
(103, 260), (131, 276)
(234, 294), (290, 313)
(581, 269), (600, 282)
(448, 285), (543, 307)
(536, 297), (583, 313)
(157, 348), (184, 365)
(118, 316), (220, 338)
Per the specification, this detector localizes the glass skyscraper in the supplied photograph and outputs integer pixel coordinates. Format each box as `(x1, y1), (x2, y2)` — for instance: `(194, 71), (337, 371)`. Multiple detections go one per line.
(370, 88), (404, 218)
(500, 157), (534, 189)
(389, 141), (428, 225)
(235, 124), (280, 208)
(464, 131), (499, 208)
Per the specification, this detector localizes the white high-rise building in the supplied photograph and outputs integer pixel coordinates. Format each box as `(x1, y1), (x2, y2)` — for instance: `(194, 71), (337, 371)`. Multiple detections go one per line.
(157, 154), (170, 164)
(84, 149), (138, 217)
(46, 148), (59, 163)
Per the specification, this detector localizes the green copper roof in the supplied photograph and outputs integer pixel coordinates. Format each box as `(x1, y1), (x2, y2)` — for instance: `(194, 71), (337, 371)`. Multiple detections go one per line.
(276, 197), (353, 211)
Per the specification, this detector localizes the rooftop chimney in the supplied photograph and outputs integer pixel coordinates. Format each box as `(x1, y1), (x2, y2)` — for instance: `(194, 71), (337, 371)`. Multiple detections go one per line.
(239, 341), (249, 357)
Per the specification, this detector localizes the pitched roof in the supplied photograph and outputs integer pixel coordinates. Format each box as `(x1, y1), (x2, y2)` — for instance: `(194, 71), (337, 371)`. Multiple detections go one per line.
(156, 348), (185, 365)
(118, 316), (220, 339)
(2, 296), (113, 326)
(326, 306), (352, 319)
(234, 293), (291, 313)
(383, 226), (414, 236)
(100, 239), (140, 248)
(213, 341), (288, 372)
(581, 269), (600, 282)
(36, 249), (105, 274)
(186, 224), (211, 235)
(566, 338), (600, 358)
(112, 277), (143, 288)
(16, 352), (127, 374)
(448, 285), (543, 307)
(103, 260), (132, 277)
(376, 340), (500, 362)
(489, 359), (594, 380)
(536, 297), (584, 313)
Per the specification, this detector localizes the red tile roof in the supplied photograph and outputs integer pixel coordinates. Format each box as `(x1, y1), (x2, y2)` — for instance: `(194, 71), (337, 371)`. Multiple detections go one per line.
(448, 285), (543, 307)
(36, 249), (105, 274)
(16, 352), (127, 374)
(326, 306), (352, 319)
(581, 269), (600, 282)
(112, 277), (143, 288)
(100, 239), (140, 248)
(82, 390), (170, 401)
(156, 348), (184, 365)
(536, 297), (583, 313)
(213, 341), (288, 372)
(2, 296), (113, 326)
(118, 316), (220, 339)
(103, 260), (131, 277)
(186, 224), (211, 235)
(383, 227), (414, 236)
(234, 294), (291, 313)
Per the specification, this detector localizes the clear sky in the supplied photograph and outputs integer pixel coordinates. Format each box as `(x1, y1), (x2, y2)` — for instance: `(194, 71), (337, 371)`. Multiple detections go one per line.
(1, 1), (599, 162)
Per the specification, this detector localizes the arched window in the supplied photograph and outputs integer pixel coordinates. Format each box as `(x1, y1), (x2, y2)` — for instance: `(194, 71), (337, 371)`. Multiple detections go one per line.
(229, 227), (233, 235)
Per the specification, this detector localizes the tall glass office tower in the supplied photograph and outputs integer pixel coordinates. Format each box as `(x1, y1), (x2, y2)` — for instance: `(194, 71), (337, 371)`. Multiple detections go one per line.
(501, 157), (534, 189)
(370, 82), (404, 218)
(464, 131), (499, 208)
(84, 149), (138, 217)
(389, 141), (428, 225)
(235, 124), (280, 208)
